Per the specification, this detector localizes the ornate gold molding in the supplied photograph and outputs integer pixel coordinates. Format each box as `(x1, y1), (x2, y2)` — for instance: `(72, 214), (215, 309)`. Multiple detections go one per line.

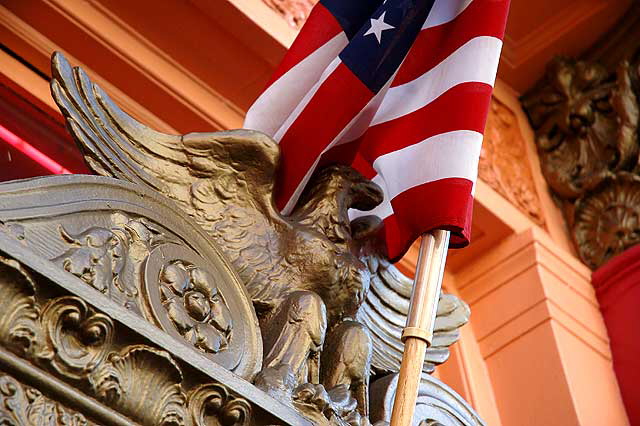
(0, 373), (97, 425)
(0, 176), (262, 379)
(0, 253), (258, 426)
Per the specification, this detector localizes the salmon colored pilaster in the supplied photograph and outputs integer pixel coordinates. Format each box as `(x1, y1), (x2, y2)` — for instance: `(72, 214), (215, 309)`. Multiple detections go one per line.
(455, 228), (628, 426)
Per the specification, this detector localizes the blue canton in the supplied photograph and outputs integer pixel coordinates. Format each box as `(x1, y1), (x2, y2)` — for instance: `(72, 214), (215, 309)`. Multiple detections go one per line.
(319, 0), (385, 39)
(339, 0), (435, 93)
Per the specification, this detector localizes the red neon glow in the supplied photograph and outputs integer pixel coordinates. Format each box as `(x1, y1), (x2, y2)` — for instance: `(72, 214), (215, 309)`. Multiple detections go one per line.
(0, 124), (71, 174)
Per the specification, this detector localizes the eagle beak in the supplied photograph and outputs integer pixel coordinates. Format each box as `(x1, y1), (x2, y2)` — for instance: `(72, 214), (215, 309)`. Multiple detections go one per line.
(350, 180), (384, 211)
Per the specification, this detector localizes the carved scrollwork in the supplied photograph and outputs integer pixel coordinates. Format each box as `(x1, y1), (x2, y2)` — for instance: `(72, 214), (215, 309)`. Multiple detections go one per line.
(54, 224), (128, 296)
(0, 256), (40, 357)
(0, 374), (95, 425)
(39, 296), (114, 380)
(53, 218), (236, 359)
(89, 345), (187, 425)
(0, 249), (269, 426)
(52, 213), (169, 310)
(188, 383), (252, 426)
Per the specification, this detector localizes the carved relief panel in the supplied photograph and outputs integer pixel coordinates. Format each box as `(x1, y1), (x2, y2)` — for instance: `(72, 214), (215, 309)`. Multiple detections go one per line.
(0, 252), (265, 426)
(522, 6), (640, 268)
(0, 373), (98, 425)
(0, 176), (262, 379)
(262, 0), (316, 28)
(480, 99), (545, 226)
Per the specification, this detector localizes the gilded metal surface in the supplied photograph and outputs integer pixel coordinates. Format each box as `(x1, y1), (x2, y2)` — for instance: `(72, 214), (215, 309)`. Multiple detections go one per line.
(0, 252), (269, 426)
(370, 374), (484, 426)
(10, 52), (476, 424)
(51, 53), (370, 324)
(522, 5), (640, 268)
(0, 176), (261, 379)
(0, 227), (313, 425)
(0, 372), (98, 425)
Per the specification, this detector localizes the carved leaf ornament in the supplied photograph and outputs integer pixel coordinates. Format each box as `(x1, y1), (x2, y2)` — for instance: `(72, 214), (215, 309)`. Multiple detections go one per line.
(0, 254), (254, 426)
(0, 374), (96, 425)
(89, 346), (187, 425)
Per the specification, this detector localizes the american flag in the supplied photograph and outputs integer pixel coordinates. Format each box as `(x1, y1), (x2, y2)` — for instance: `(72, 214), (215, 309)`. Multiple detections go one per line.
(245, 0), (510, 261)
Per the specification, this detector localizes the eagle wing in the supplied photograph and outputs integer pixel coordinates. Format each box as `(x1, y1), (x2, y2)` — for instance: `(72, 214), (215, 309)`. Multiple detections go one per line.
(357, 254), (470, 376)
(50, 52), (280, 220)
(50, 52), (289, 309)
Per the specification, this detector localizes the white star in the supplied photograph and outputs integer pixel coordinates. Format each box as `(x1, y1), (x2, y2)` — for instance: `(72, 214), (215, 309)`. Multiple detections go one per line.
(364, 11), (395, 44)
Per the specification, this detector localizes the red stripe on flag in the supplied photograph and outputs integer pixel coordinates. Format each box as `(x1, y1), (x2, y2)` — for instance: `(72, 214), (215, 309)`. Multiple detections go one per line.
(393, 0), (510, 87)
(359, 82), (493, 162)
(276, 63), (374, 208)
(350, 152), (377, 180)
(318, 82), (492, 168)
(382, 177), (474, 261)
(315, 141), (361, 173)
(266, 3), (343, 87)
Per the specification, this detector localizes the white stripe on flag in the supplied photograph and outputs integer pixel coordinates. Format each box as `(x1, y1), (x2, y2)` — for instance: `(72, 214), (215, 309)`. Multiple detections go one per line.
(372, 36), (502, 126)
(244, 34), (347, 135)
(422, 0), (473, 29)
(350, 130), (483, 220)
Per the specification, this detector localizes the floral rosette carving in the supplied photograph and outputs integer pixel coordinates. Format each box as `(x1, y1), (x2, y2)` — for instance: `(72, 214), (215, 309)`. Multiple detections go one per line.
(522, 58), (639, 199)
(523, 52), (640, 268)
(159, 261), (233, 354)
(573, 173), (640, 268)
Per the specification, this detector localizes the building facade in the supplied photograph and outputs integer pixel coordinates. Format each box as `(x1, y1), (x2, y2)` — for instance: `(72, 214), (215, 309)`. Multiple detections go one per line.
(0, 1), (635, 424)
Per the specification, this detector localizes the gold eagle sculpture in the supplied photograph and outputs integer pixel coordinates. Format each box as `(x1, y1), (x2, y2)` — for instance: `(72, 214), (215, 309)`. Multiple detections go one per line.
(50, 52), (469, 422)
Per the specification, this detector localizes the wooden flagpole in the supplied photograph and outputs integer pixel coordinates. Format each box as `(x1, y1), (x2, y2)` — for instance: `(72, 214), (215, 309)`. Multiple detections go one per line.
(390, 229), (451, 426)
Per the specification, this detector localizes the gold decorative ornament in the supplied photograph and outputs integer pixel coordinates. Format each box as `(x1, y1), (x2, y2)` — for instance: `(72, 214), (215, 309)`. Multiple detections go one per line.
(0, 373), (96, 425)
(0, 51), (478, 425)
